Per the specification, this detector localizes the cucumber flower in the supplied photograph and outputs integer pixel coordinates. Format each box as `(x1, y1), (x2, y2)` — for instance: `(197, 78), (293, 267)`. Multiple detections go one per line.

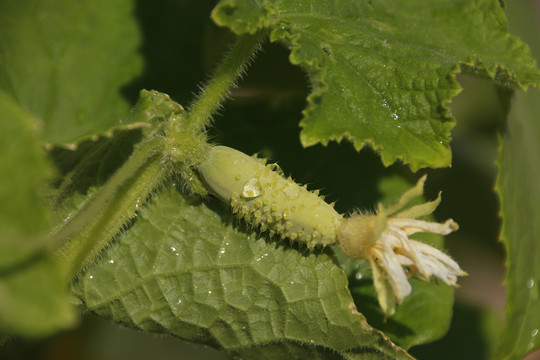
(337, 176), (465, 316)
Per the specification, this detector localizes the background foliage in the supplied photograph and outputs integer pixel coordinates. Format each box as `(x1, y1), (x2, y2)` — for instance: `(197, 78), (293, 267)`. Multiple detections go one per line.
(1, 0), (540, 359)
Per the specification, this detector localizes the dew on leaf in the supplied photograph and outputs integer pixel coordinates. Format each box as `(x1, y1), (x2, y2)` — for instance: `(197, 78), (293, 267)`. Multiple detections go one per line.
(255, 253), (269, 262)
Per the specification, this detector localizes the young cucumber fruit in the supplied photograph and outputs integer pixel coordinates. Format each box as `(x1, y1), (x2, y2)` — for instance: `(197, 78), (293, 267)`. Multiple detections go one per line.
(198, 145), (343, 248)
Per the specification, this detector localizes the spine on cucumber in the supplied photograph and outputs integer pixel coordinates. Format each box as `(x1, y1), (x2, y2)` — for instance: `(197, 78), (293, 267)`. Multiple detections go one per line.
(198, 145), (343, 248)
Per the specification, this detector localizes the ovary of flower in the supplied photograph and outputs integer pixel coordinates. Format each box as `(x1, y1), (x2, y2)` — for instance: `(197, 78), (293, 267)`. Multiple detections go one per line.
(337, 175), (465, 316)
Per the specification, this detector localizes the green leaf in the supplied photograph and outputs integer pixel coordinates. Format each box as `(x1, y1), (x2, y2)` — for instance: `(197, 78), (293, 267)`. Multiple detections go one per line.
(0, 91), (76, 337)
(0, 91), (51, 265)
(212, 0), (540, 170)
(0, 254), (77, 337)
(494, 1), (540, 358)
(495, 89), (540, 360)
(74, 183), (412, 360)
(340, 176), (454, 349)
(0, 0), (142, 145)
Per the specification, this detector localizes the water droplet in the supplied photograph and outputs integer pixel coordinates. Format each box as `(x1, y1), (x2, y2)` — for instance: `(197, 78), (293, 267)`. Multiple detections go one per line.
(532, 329), (538, 337)
(64, 214), (72, 222)
(284, 182), (299, 199)
(219, 248), (226, 254)
(527, 278), (535, 289)
(355, 272), (363, 280)
(108, 259), (115, 264)
(89, 275), (94, 279)
(177, 299), (182, 304)
(255, 253), (269, 262)
(242, 178), (262, 198)
(289, 281), (295, 285)
(208, 290), (212, 295)
(170, 246), (177, 252)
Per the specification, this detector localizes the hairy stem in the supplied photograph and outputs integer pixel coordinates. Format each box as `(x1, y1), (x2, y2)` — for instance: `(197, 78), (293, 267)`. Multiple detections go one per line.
(54, 32), (266, 279)
(54, 136), (168, 279)
(186, 31), (266, 133)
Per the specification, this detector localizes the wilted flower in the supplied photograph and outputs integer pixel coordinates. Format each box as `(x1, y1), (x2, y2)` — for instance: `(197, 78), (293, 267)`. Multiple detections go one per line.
(337, 175), (465, 316)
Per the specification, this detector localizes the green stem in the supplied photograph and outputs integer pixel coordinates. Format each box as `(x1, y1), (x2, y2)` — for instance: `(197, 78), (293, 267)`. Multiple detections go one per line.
(186, 31), (266, 133)
(54, 31), (266, 279)
(54, 136), (168, 279)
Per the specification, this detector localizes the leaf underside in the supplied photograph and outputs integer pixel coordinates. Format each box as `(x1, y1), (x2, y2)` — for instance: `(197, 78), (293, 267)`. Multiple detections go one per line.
(212, 0), (540, 171)
(74, 183), (411, 360)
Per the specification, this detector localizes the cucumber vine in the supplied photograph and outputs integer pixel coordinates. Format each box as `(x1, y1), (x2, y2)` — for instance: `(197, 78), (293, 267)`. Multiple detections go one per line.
(55, 32), (266, 278)
(4, 1), (540, 359)
(53, 29), (464, 317)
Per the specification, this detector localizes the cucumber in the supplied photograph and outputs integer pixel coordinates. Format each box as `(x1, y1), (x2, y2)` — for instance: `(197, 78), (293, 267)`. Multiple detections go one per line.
(198, 145), (343, 248)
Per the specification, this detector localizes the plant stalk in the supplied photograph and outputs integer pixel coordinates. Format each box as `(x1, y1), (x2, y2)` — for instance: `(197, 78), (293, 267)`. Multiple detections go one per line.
(186, 31), (266, 133)
(55, 31), (267, 280)
(54, 136), (168, 279)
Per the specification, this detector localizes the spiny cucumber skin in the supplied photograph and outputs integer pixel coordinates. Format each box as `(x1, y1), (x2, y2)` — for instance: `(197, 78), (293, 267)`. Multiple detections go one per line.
(199, 146), (343, 248)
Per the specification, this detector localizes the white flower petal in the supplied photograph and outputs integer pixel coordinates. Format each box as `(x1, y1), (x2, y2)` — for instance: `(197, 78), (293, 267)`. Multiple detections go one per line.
(386, 226), (431, 279)
(389, 218), (458, 236)
(370, 258), (397, 316)
(374, 245), (412, 303)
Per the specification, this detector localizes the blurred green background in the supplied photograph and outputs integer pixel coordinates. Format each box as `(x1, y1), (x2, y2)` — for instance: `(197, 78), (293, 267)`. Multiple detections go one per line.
(1, 0), (539, 359)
